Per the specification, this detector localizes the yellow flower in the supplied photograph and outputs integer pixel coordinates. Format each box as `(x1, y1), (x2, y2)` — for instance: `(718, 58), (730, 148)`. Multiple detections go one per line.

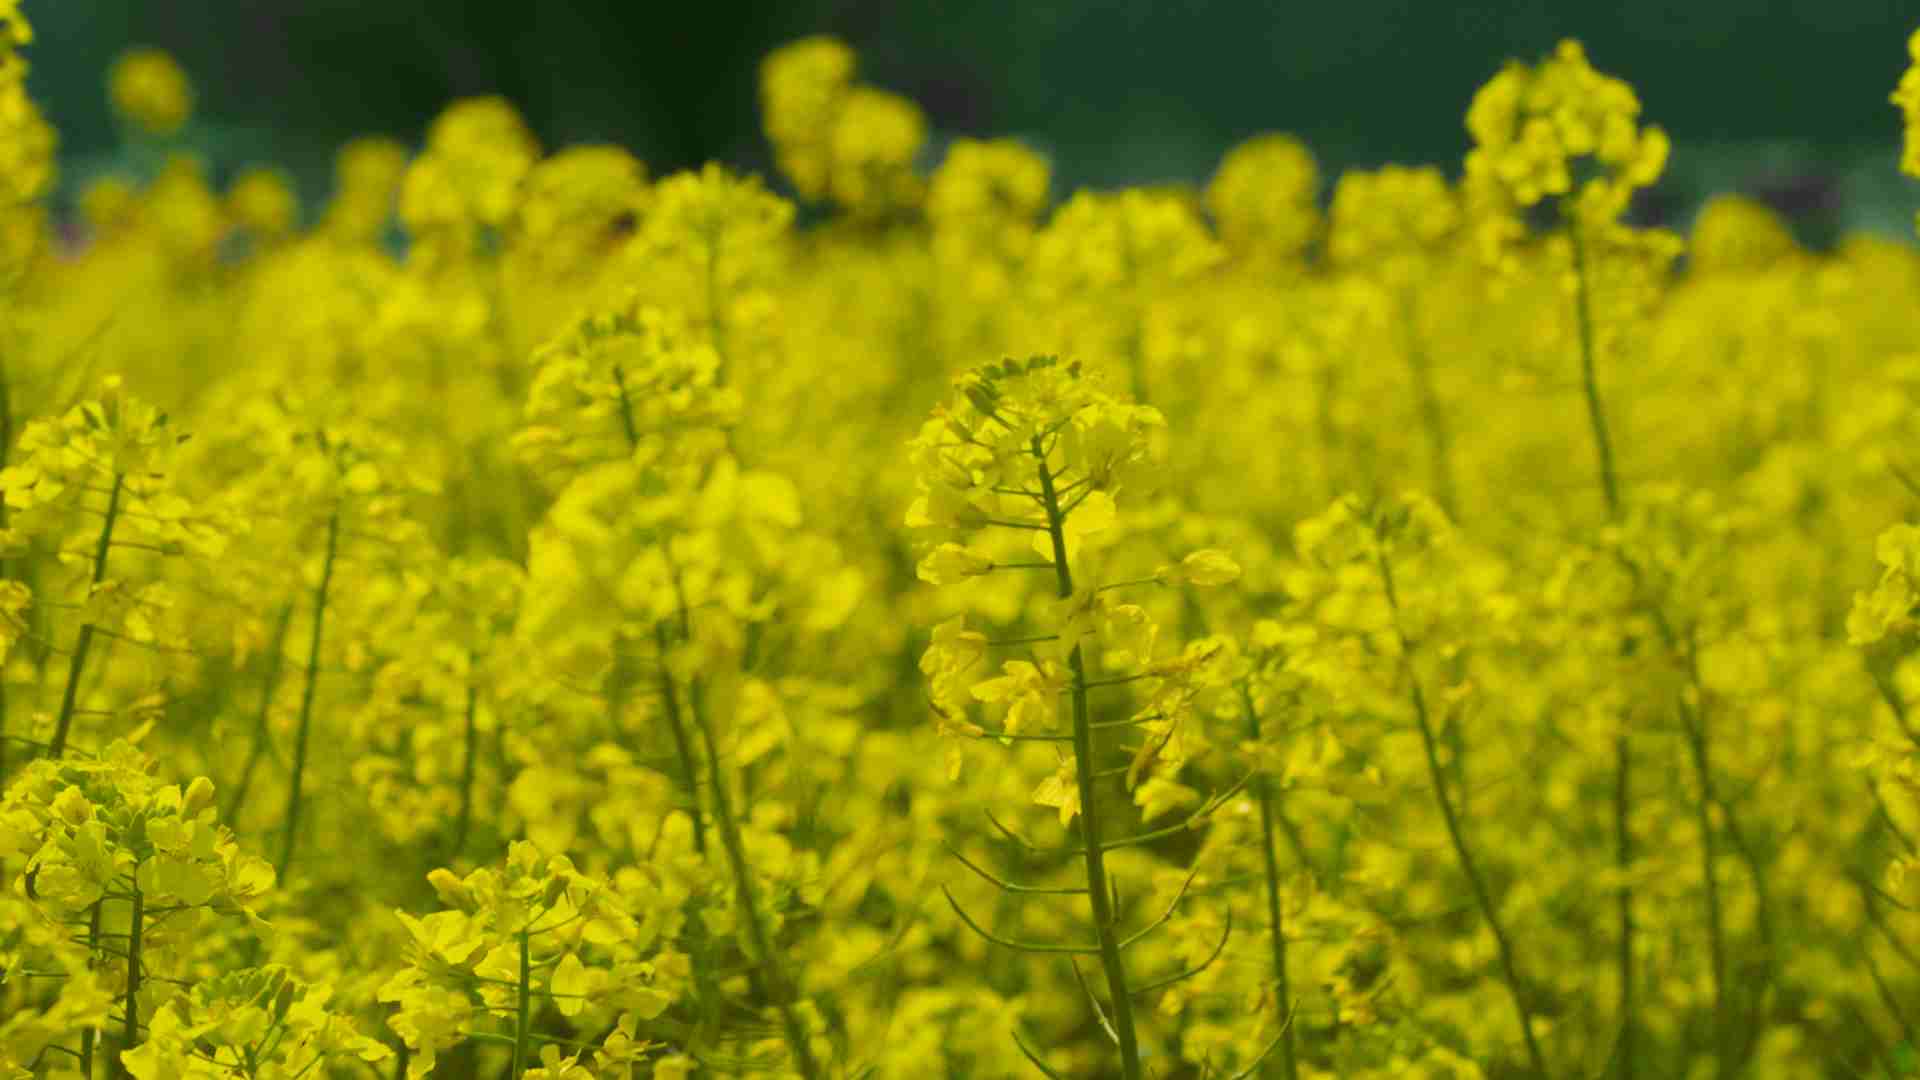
(109, 47), (194, 134)
(760, 35), (857, 199)
(1154, 549), (1242, 588)
(1463, 39), (1666, 228)
(1895, 27), (1920, 177)
(916, 542), (995, 584)
(227, 167), (299, 238)
(1206, 133), (1320, 261)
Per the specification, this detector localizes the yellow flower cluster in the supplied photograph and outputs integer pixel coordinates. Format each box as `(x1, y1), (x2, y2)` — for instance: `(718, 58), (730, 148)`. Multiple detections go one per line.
(2, 22), (1920, 1080)
(1465, 39), (1667, 225)
(108, 47), (193, 136)
(761, 35), (927, 218)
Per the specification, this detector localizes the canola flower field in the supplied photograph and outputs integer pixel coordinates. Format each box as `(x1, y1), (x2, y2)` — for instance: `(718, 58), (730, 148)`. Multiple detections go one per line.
(8, 7), (1920, 1078)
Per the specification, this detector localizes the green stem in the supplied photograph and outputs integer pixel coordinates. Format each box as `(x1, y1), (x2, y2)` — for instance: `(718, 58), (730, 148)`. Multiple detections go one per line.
(1396, 286), (1456, 519)
(1569, 222), (1620, 517)
(453, 678), (479, 857)
(1678, 699), (1729, 1074)
(1570, 219), (1634, 1080)
(276, 511), (339, 880)
(0, 354), (12, 785)
(1314, 363), (1340, 504)
(651, 623), (707, 856)
(1612, 731), (1636, 1079)
(1241, 685), (1297, 1080)
(1377, 551), (1548, 1078)
(689, 675), (822, 1080)
(612, 366), (708, 858)
(225, 602), (295, 827)
(705, 222), (732, 388)
(48, 473), (123, 760)
(510, 927), (531, 1078)
(113, 886), (143, 1079)
(1035, 438), (1142, 1080)
(80, 898), (103, 1075)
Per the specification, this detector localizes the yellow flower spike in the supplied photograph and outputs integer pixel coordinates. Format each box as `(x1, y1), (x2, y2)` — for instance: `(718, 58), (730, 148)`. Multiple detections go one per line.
(321, 135), (408, 242)
(226, 167), (299, 239)
(760, 34), (858, 200)
(1689, 193), (1798, 273)
(512, 144), (649, 272)
(826, 86), (928, 219)
(1464, 38), (1665, 232)
(1894, 27), (1920, 178)
(1328, 164), (1461, 279)
(1206, 132), (1321, 262)
(109, 47), (193, 135)
(0, 0), (30, 52)
(928, 137), (1051, 227)
(399, 96), (540, 242)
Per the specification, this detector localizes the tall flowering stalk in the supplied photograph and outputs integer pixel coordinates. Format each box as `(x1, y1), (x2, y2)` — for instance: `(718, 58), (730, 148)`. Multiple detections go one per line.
(0, 379), (221, 763)
(1464, 42), (1677, 1078)
(910, 356), (1259, 1079)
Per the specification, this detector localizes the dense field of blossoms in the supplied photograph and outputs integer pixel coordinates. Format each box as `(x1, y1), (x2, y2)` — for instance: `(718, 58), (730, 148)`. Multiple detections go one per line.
(9, 6), (1920, 1078)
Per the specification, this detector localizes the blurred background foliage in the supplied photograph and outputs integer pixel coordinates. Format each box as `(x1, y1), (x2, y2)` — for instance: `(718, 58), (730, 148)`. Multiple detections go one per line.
(23, 0), (1920, 244)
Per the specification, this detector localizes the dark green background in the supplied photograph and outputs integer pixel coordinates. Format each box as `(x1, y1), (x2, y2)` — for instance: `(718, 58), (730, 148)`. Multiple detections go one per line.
(21, 0), (1920, 236)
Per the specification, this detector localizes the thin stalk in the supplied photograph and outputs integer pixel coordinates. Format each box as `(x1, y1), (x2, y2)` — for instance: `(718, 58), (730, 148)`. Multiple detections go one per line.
(510, 927), (532, 1078)
(276, 510), (339, 880)
(1396, 286), (1456, 518)
(1313, 362), (1340, 504)
(1036, 438), (1143, 1080)
(0, 355), (12, 784)
(1241, 685), (1297, 1080)
(225, 602), (295, 826)
(1377, 551), (1548, 1078)
(651, 623), (707, 856)
(1571, 219), (1635, 1080)
(48, 473), (123, 760)
(79, 899), (103, 1075)
(452, 678), (480, 857)
(705, 222), (732, 388)
(1612, 727), (1636, 1079)
(112, 887), (143, 1080)
(612, 365), (708, 857)
(1569, 222), (1619, 517)
(1678, 698), (1730, 1073)
(689, 675), (822, 1080)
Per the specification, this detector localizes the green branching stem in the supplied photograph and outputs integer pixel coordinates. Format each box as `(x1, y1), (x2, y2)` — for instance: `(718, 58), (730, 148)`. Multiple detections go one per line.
(510, 927), (532, 1079)
(48, 472), (123, 760)
(277, 510), (339, 880)
(113, 886), (143, 1080)
(613, 364), (709, 858)
(1035, 436), (1143, 1080)
(1241, 683), (1297, 1080)
(226, 602), (295, 826)
(689, 674), (823, 1080)
(1570, 218), (1636, 1080)
(1376, 550), (1548, 1078)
